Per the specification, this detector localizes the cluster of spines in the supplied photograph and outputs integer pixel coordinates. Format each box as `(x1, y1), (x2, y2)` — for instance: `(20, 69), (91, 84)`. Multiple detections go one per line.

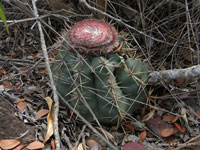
(52, 43), (148, 124)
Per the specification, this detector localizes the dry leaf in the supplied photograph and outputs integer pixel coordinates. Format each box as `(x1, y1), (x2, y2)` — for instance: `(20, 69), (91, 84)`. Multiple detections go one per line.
(146, 117), (176, 138)
(19, 68), (28, 75)
(171, 115), (179, 123)
(26, 141), (44, 150)
(7, 52), (18, 57)
(15, 82), (22, 91)
(196, 109), (200, 119)
(51, 138), (56, 150)
(35, 109), (49, 120)
(15, 97), (31, 104)
(123, 122), (134, 131)
(15, 98), (27, 103)
(87, 140), (102, 150)
(0, 85), (5, 91)
(142, 109), (155, 122)
(163, 115), (176, 122)
(0, 139), (20, 149)
(168, 146), (176, 150)
(77, 143), (84, 150)
(181, 108), (188, 124)
(195, 140), (200, 146)
(96, 127), (116, 145)
(123, 142), (147, 150)
(176, 78), (184, 84)
(160, 128), (175, 137)
(3, 81), (13, 89)
(13, 144), (27, 150)
(39, 68), (48, 75)
(173, 122), (185, 133)
(17, 102), (27, 112)
(43, 97), (54, 143)
(182, 50), (192, 62)
(0, 67), (7, 74)
(139, 131), (146, 143)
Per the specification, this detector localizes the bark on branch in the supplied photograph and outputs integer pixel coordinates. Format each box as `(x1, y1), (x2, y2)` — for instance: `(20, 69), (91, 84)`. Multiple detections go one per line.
(149, 65), (200, 83)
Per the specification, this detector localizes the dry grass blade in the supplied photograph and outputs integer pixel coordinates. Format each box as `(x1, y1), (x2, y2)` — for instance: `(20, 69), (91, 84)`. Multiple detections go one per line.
(1, 0), (200, 149)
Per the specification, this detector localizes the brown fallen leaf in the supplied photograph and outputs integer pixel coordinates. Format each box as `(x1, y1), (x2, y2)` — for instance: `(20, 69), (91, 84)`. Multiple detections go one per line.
(160, 128), (175, 137)
(26, 141), (44, 150)
(3, 81), (13, 89)
(123, 122), (134, 131)
(13, 144), (27, 150)
(139, 131), (146, 143)
(35, 109), (49, 120)
(0, 67), (7, 74)
(87, 139), (102, 150)
(0, 139), (20, 150)
(15, 98), (27, 103)
(146, 117), (177, 138)
(123, 142), (147, 150)
(39, 68), (48, 75)
(171, 115), (179, 123)
(163, 115), (176, 122)
(51, 138), (56, 150)
(176, 78), (184, 84)
(7, 52), (18, 57)
(196, 109), (200, 119)
(43, 97), (54, 143)
(173, 122), (185, 133)
(15, 97), (31, 104)
(17, 102), (27, 112)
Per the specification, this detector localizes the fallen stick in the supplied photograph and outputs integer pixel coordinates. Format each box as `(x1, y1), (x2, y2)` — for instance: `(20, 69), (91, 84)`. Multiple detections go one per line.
(149, 65), (200, 83)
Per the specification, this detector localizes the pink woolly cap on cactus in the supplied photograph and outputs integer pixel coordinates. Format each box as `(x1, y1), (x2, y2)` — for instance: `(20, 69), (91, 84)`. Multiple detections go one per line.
(66, 19), (119, 55)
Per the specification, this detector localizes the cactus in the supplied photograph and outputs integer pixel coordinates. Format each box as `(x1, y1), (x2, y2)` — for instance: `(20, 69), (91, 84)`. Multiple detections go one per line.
(52, 19), (149, 124)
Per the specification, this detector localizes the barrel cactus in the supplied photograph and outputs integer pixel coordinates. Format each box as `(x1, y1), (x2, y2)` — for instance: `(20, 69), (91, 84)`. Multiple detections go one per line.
(51, 19), (149, 124)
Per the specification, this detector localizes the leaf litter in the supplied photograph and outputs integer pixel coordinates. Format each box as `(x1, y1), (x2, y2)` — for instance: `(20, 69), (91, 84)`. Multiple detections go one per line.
(0, 0), (200, 150)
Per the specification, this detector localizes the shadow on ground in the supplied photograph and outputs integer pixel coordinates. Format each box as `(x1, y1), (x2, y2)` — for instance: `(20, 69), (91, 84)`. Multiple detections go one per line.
(0, 98), (35, 143)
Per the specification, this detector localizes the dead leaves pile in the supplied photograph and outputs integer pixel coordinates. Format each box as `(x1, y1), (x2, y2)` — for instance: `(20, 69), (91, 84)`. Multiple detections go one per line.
(0, 97), (54, 150)
(0, 139), (45, 150)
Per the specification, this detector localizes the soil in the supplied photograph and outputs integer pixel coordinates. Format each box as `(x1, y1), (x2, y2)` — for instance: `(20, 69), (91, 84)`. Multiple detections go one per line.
(0, 98), (35, 143)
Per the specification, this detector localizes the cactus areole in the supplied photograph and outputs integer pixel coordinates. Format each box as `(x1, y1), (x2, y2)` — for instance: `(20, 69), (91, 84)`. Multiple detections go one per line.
(66, 19), (119, 55)
(52, 19), (149, 124)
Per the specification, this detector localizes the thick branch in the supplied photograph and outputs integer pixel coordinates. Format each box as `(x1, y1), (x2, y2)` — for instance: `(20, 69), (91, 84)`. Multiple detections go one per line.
(149, 65), (200, 83)
(31, 0), (61, 149)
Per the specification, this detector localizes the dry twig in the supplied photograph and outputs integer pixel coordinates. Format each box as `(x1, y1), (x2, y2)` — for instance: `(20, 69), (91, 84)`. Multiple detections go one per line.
(149, 65), (200, 83)
(79, 0), (176, 46)
(31, 0), (61, 149)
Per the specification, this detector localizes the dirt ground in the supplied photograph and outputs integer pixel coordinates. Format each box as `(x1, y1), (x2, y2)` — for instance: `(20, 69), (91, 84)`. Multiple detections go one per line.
(1, 1), (200, 149)
(0, 97), (35, 143)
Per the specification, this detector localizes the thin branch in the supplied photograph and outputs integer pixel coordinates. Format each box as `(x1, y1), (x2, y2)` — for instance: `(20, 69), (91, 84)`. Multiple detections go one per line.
(149, 65), (200, 83)
(79, 0), (176, 46)
(3, 0), (34, 17)
(31, 0), (61, 149)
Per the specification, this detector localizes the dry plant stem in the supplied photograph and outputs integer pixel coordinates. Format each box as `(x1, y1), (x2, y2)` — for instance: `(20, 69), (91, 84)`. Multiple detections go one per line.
(175, 134), (200, 150)
(0, 15), (51, 26)
(31, 0), (61, 149)
(57, 93), (118, 150)
(2, 0), (34, 17)
(149, 65), (200, 83)
(79, 0), (174, 46)
(74, 125), (86, 148)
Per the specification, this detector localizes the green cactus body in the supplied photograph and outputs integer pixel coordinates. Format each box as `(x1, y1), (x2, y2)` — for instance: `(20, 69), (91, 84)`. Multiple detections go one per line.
(52, 44), (149, 124)
(51, 19), (149, 124)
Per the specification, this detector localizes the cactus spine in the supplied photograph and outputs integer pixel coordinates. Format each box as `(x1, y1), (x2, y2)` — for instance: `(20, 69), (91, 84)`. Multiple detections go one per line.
(52, 19), (149, 124)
